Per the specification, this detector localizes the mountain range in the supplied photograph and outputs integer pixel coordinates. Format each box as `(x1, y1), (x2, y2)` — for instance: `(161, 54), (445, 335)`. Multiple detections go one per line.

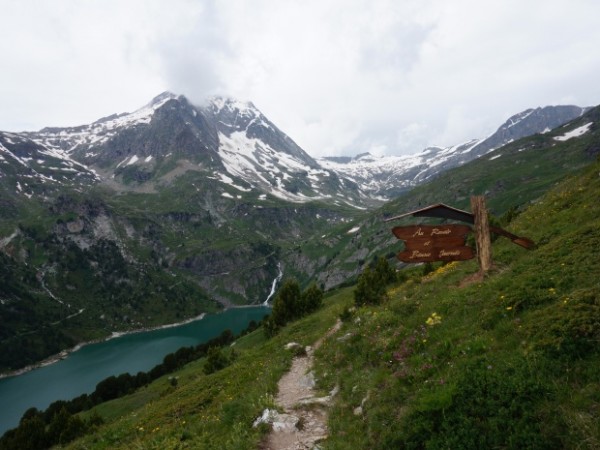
(0, 92), (597, 372)
(1, 92), (588, 207)
(319, 104), (589, 198)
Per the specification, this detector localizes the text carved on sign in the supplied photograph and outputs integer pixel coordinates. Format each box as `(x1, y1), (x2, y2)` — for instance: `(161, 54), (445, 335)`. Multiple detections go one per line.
(392, 224), (475, 263)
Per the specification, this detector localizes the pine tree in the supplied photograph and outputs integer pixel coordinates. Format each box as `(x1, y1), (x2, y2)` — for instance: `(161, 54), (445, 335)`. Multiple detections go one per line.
(204, 347), (229, 374)
(301, 284), (323, 313)
(354, 258), (396, 306)
(271, 279), (302, 326)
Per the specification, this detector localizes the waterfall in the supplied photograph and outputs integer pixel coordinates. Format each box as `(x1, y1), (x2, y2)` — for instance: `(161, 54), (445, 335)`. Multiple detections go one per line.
(263, 263), (283, 306)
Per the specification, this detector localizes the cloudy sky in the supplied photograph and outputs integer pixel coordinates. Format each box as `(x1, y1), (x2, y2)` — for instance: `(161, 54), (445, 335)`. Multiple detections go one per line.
(2, 0), (600, 157)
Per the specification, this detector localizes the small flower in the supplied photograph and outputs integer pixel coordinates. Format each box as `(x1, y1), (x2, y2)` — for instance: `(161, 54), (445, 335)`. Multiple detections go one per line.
(506, 306), (513, 311)
(425, 312), (442, 326)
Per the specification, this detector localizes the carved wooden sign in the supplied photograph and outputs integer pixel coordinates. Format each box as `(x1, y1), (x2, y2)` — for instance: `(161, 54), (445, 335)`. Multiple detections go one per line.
(397, 246), (475, 263)
(392, 225), (472, 240)
(392, 224), (475, 263)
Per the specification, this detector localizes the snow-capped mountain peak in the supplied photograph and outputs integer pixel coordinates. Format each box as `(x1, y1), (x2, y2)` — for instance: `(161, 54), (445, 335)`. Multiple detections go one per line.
(0, 93), (592, 208)
(29, 91), (181, 160)
(207, 95), (258, 118)
(205, 96), (274, 139)
(148, 91), (180, 107)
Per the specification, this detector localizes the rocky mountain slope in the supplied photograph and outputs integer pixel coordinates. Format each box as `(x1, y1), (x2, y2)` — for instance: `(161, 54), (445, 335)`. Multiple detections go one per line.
(3, 93), (586, 207)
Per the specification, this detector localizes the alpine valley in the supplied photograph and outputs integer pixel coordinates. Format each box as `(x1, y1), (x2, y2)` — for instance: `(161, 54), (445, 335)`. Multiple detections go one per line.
(0, 91), (595, 373)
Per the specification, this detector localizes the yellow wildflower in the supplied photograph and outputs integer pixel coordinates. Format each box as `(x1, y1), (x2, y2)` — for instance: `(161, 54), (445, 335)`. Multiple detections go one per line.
(426, 312), (442, 326)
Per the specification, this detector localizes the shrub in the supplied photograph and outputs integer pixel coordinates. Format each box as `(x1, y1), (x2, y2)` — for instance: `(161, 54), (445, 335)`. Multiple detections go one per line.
(271, 279), (302, 327)
(354, 267), (386, 306)
(204, 347), (234, 375)
(339, 306), (355, 322)
(354, 257), (396, 306)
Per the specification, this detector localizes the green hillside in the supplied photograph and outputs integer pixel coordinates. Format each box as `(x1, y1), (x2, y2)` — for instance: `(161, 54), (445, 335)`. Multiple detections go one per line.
(2, 107), (598, 373)
(32, 157), (598, 449)
(317, 159), (600, 448)
(0, 171), (359, 372)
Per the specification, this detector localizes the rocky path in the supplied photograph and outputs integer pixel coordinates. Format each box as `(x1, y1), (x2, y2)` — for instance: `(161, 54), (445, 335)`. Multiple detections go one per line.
(260, 320), (342, 450)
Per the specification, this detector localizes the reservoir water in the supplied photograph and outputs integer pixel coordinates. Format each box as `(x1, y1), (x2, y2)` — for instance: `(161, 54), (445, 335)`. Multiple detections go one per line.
(0, 306), (270, 435)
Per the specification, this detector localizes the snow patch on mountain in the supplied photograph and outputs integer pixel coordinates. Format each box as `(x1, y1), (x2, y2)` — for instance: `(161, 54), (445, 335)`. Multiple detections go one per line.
(0, 131), (100, 193)
(125, 155), (139, 166)
(217, 172), (251, 192)
(218, 130), (332, 203)
(554, 122), (593, 141)
(347, 226), (361, 234)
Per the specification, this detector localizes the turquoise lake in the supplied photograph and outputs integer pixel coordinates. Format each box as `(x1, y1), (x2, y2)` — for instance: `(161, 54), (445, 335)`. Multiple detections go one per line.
(0, 306), (270, 435)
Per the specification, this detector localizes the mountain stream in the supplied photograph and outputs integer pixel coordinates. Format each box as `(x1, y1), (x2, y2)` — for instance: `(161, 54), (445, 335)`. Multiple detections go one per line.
(263, 263), (283, 305)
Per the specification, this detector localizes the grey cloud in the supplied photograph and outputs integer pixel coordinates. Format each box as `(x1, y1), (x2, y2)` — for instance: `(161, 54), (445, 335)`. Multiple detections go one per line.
(2, 0), (600, 158)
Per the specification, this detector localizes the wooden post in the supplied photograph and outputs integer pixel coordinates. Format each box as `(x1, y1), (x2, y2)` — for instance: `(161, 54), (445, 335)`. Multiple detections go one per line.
(470, 196), (492, 273)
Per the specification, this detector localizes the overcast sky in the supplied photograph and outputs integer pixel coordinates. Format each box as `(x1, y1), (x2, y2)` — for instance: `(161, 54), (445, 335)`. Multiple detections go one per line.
(2, 0), (600, 157)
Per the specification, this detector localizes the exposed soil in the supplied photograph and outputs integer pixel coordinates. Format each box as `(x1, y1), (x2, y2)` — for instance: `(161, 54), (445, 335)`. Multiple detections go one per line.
(261, 320), (342, 450)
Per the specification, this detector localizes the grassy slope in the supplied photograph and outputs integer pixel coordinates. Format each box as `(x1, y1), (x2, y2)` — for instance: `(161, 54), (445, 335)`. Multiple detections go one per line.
(316, 159), (600, 449)
(65, 159), (600, 448)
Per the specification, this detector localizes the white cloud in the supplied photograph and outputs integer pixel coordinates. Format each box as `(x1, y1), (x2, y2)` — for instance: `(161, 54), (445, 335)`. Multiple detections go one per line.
(2, 0), (600, 156)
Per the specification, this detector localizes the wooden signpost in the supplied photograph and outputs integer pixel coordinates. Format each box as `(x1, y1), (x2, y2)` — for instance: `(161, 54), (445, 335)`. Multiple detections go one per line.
(470, 196), (492, 273)
(392, 224), (474, 263)
(387, 197), (534, 273)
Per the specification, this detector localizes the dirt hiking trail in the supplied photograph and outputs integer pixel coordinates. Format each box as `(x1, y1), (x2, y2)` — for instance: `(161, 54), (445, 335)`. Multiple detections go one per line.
(260, 320), (342, 450)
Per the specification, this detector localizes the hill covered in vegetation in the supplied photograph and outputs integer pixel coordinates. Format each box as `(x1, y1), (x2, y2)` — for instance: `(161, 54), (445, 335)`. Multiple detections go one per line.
(18, 157), (595, 449)
(316, 158), (600, 448)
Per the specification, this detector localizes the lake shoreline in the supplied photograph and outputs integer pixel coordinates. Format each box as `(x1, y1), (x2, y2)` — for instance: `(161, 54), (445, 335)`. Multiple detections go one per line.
(0, 312), (209, 380)
(1, 302), (271, 380)
(0, 306), (272, 436)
